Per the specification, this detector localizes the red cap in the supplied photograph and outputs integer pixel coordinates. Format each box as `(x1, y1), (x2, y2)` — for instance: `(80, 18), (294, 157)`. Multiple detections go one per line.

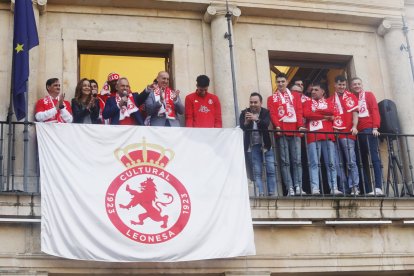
(107, 72), (120, 82)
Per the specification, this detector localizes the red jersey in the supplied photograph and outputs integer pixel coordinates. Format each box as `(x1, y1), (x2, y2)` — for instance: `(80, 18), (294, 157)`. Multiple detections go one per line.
(35, 95), (73, 123)
(267, 89), (304, 136)
(329, 90), (358, 140)
(357, 91), (381, 131)
(185, 92), (222, 128)
(303, 98), (335, 144)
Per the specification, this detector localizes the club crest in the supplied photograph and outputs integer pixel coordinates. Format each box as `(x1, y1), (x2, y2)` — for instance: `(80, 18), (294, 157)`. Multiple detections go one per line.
(105, 138), (191, 244)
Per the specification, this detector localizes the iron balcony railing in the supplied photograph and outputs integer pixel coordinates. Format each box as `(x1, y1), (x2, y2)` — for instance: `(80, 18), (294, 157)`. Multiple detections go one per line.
(244, 129), (414, 198)
(0, 122), (413, 199)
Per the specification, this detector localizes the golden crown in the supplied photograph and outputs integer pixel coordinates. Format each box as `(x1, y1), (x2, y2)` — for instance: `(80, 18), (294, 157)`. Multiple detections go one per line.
(114, 138), (174, 169)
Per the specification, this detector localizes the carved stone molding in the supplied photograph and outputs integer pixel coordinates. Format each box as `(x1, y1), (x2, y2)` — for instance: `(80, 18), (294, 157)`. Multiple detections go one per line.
(34, 0), (48, 14)
(204, 4), (241, 24)
(11, 0), (47, 14)
(377, 18), (404, 36)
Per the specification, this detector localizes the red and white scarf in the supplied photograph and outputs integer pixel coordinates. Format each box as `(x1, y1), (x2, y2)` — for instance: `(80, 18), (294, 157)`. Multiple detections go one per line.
(358, 90), (369, 118)
(272, 88), (297, 123)
(115, 93), (138, 121)
(100, 82), (110, 96)
(334, 91), (357, 115)
(97, 97), (109, 124)
(154, 86), (176, 120)
(301, 94), (310, 104)
(333, 91), (352, 129)
(309, 98), (328, 131)
(42, 95), (67, 123)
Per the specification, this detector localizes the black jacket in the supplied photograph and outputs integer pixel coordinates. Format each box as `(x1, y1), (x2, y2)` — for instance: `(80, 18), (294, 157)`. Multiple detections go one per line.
(239, 107), (272, 151)
(102, 91), (149, 125)
(71, 98), (101, 124)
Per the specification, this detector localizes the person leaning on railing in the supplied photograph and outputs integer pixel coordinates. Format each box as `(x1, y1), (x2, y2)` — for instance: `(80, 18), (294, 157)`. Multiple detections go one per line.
(351, 77), (383, 196)
(329, 75), (360, 196)
(35, 78), (73, 123)
(71, 78), (101, 124)
(303, 82), (342, 196)
(267, 73), (306, 196)
(240, 92), (277, 197)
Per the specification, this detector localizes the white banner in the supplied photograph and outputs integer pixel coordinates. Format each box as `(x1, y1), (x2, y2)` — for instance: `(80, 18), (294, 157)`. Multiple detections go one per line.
(37, 123), (255, 262)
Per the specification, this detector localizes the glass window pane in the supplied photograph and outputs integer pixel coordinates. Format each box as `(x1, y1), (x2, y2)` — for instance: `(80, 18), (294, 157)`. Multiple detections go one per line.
(80, 54), (166, 92)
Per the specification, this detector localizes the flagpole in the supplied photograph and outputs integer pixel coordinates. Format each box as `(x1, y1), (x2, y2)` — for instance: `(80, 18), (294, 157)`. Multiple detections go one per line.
(23, 81), (29, 192)
(6, 60), (14, 192)
(402, 16), (414, 82)
(224, 0), (240, 126)
(10, 0), (40, 192)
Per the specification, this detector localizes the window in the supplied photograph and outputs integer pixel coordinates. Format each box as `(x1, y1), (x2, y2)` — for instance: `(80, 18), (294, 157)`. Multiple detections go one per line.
(78, 41), (172, 92)
(269, 51), (353, 96)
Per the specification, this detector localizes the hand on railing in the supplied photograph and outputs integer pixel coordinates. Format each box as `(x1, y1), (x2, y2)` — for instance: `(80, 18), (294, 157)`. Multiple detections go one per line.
(275, 126), (281, 135)
(350, 126), (358, 136)
(298, 126), (307, 137)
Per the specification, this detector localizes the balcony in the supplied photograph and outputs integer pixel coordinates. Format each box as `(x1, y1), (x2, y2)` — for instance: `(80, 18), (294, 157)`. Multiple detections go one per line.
(1, 122), (414, 274)
(1, 122), (414, 195)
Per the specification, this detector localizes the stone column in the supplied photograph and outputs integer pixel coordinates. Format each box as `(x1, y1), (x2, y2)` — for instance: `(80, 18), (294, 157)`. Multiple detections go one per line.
(204, 5), (241, 127)
(377, 18), (414, 134)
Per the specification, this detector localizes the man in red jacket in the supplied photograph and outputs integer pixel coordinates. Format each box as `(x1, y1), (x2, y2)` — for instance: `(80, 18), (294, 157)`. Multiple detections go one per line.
(303, 82), (341, 196)
(267, 73), (306, 196)
(329, 75), (360, 195)
(185, 75), (222, 128)
(35, 78), (73, 123)
(351, 77), (383, 196)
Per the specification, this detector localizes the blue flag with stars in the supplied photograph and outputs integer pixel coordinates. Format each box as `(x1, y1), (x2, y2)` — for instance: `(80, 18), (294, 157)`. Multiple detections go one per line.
(12, 0), (39, 120)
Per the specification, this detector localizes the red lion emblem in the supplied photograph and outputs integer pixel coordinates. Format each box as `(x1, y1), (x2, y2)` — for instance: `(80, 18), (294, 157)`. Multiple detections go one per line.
(119, 177), (174, 228)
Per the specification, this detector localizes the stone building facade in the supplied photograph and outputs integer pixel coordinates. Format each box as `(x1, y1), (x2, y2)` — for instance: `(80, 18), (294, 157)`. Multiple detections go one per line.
(0, 0), (414, 275)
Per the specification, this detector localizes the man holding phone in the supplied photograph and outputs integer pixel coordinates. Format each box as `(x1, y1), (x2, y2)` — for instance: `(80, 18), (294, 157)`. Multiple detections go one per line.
(240, 92), (277, 197)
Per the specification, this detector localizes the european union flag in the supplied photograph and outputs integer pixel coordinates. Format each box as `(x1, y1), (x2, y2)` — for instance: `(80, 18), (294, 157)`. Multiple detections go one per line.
(12, 0), (39, 120)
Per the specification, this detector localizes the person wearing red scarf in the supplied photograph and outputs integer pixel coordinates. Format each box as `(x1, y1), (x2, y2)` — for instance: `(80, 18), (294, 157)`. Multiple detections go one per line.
(96, 72), (120, 125)
(100, 72), (119, 102)
(145, 71), (184, 127)
(303, 82), (341, 196)
(328, 75), (360, 195)
(267, 73), (306, 196)
(35, 78), (73, 123)
(351, 77), (383, 196)
(102, 77), (149, 125)
(185, 75), (222, 128)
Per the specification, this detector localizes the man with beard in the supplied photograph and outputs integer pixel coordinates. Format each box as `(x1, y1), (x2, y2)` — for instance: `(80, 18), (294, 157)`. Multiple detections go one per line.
(240, 92), (277, 197)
